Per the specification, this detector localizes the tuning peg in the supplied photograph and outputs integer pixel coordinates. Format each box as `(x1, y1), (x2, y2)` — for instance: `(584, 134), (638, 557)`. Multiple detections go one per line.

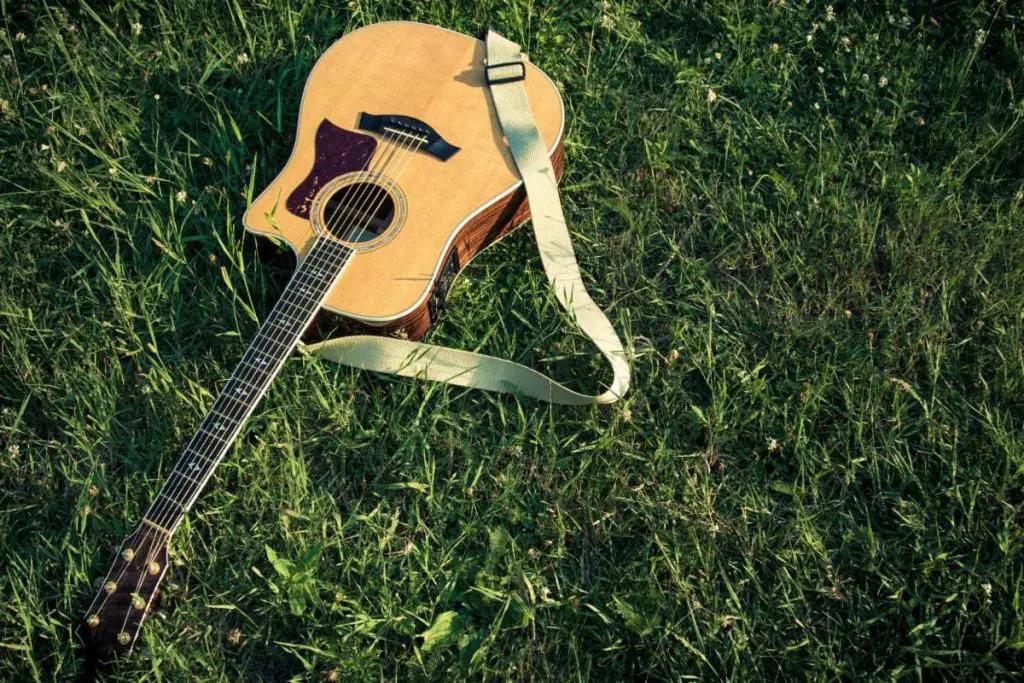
(117, 632), (131, 645)
(121, 548), (135, 562)
(86, 614), (100, 628)
(104, 581), (117, 594)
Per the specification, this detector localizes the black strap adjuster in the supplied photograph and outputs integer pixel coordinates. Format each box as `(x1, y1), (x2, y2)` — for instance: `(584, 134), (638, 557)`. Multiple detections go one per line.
(485, 59), (526, 85)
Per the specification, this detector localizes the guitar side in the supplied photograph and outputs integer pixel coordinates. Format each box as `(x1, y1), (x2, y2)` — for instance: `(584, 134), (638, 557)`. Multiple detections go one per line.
(242, 21), (565, 339)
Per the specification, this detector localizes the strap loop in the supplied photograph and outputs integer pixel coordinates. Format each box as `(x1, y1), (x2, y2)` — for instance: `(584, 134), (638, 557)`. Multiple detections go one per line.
(485, 59), (527, 85)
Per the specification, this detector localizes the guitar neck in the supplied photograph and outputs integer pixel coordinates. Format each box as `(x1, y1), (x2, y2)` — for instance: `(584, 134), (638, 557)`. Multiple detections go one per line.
(140, 236), (353, 535)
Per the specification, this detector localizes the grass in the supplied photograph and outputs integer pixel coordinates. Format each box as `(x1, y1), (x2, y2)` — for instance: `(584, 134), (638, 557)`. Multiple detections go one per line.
(2, 0), (1024, 680)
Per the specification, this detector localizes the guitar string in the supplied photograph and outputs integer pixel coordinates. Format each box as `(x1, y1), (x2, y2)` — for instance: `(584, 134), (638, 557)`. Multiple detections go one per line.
(94, 130), (423, 634)
(143, 128), (421, 533)
(141, 129), (417, 532)
(319, 126), (413, 245)
(122, 130), (418, 556)
(105, 135), (423, 637)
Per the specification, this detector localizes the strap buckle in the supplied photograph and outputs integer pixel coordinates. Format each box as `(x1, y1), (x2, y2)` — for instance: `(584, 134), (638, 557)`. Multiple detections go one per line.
(485, 59), (526, 85)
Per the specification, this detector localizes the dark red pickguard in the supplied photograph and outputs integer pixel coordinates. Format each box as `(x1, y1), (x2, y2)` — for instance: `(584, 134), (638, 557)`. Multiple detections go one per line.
(286, 119), (377, 219)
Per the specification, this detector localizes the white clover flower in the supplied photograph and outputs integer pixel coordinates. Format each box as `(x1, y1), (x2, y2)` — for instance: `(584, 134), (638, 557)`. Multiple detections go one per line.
(133, 22), (143, 36)
(706, 88), (717, 104)
(176, 190), (187, 203)
(15, 32), (26, 41)
(108, 166), (117, 176)
(236, 52), (250, 65)
(56, 160), (67, 172)
(825, 5), (835, 22)
(40, 143), (50, 151)
(771, 43), (779, 52)
(879, 76), (889, 87)
(841, 36), (851, 49)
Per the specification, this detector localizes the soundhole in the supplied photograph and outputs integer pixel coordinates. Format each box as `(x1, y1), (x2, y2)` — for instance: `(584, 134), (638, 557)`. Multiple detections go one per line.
(320, 181), (395, 243)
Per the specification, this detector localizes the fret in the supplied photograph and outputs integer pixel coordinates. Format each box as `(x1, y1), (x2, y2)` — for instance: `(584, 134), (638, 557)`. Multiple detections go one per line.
(225, 375), (265, 394)
(207, 407), (237, 425)
(197, 425), (230, 446)
(242, 346), (280, 367)
(248, 331), (291, 355)
(168, 468), (204, 488)
(261, 318), (304, 340)
(275, 293), (319, 318)
(155, 489), (187, 509)
(215, 390), (253, 414)
(300, 264), (332, 281)
(182, 445), (217, 466)
(221, 377), (258, 401)
(284, 284), (326, 308)
(238, 357), (277, 378)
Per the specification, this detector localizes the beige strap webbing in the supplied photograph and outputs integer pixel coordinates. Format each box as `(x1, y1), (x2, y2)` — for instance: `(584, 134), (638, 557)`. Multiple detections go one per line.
(301, 29), (629, 405)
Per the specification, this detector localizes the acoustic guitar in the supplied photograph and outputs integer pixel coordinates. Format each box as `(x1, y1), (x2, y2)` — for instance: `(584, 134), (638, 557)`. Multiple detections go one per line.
(79, 21), (563, 661)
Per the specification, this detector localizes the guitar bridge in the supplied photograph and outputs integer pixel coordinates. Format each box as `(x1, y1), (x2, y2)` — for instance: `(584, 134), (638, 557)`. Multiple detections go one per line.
(357, 112), (460, 161)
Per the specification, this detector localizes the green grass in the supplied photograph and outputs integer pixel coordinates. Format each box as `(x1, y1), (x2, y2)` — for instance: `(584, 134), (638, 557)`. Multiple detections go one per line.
(2, 0), (1024, 680)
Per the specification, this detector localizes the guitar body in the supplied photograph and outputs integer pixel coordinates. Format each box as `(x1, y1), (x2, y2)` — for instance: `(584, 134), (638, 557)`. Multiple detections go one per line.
(243, 21), (565, 339)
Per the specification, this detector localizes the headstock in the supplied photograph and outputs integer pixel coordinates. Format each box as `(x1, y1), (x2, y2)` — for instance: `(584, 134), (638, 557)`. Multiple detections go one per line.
(78, 524), (170, 663)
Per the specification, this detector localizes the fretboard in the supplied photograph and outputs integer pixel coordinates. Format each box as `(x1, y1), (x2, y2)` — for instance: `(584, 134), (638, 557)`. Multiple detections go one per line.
(141, 236), (354, 534)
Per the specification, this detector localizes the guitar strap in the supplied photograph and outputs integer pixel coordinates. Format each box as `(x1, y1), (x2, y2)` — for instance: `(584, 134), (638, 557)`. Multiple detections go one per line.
(300, 29), (630, 405)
